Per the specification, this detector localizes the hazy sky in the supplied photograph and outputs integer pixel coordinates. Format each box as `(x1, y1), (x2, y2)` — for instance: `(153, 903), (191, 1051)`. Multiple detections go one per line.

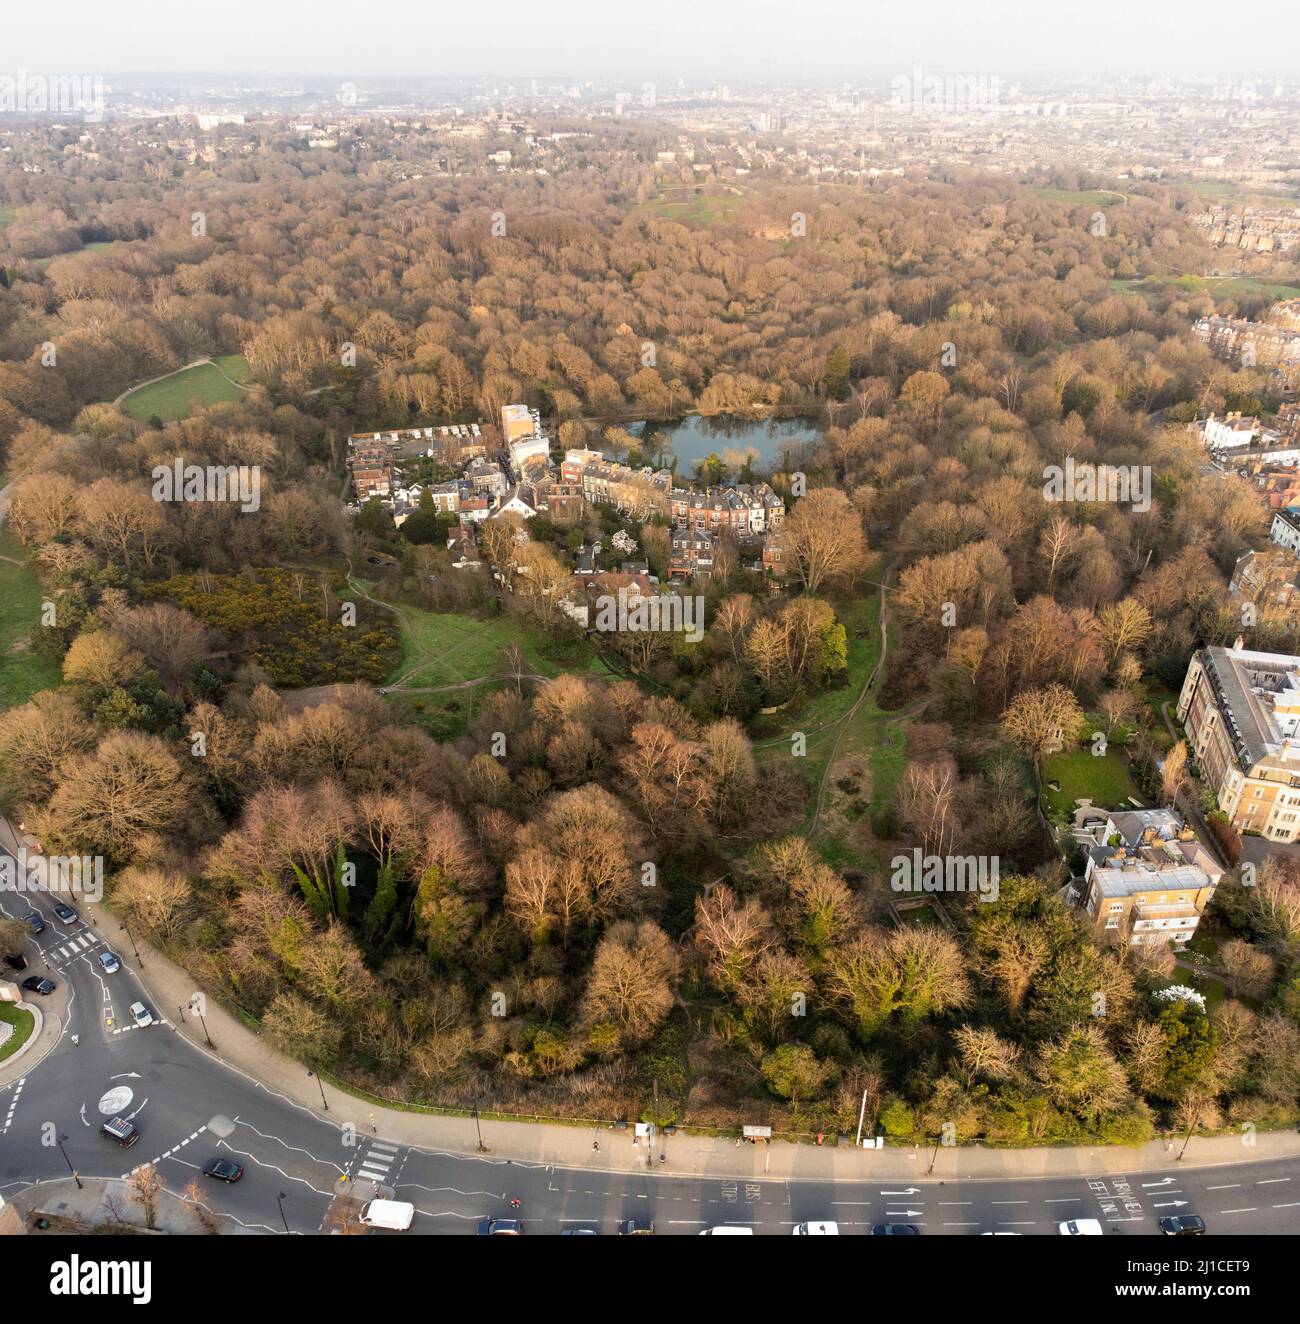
(9, 0), (1299, 82)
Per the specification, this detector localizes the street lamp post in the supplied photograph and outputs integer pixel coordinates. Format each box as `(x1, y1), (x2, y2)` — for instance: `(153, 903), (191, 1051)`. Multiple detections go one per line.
(123, 923), (142, 966)
(193, 1003), (213, 1048)
(1177, 1111), (1201, 1161)
(57, 1135), (83, 1190)
(928, 1134), (941, 1175)
(277, 1190), (290, 1234)
(472, 1102), (488, 1153)
(308, 1069), (328, 1111)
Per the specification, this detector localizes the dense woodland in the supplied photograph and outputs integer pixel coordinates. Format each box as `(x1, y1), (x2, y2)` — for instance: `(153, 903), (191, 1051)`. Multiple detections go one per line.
(1, 118), (1299, 1141)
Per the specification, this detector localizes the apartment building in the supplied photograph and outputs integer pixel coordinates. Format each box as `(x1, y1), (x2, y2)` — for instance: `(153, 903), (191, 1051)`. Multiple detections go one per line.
(1177, 641), (1300, 842)
(668, 527), (716, 581)
(1194, 315), (1300, 369)
(1270, 508), (1300, 555)
(1076, 809), (1222, 949)
(670, 482), (784, 536)
(1202, 411), (1260, 450)
(1230, 548), (1300, 614)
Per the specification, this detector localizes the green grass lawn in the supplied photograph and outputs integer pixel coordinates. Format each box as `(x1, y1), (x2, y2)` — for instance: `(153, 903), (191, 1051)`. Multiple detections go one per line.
(120, 354), (251, 421)
(0, 205), (16, 229)
(1028, 186), (1125, 207)
(0, 528), (62, 713)
(1175, 180), (1300, 208)
(0, 1001), (36, 1063)
(1042, 746), (1140, 817)
(749, 572), (911, 872)
(375, 594), (604, 693)
(634, 193), (739, 225)
(1110, 274), (1300, 302)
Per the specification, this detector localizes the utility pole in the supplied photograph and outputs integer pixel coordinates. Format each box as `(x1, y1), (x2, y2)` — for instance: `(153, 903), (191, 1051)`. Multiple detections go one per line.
(854, 1089), (868, 1148)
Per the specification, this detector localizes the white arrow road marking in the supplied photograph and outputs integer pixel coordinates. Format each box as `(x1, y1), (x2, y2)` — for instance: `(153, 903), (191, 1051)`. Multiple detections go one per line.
(1142, 1178), (1176, 1187)
(880, 1188), (921, 1195)
(1152, 1201), (1187, 1208)
(886, 1209), (923, 1217)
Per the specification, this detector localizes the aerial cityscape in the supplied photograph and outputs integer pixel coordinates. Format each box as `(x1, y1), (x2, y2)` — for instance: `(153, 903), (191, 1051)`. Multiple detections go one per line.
(1, 0), (1298, 1299)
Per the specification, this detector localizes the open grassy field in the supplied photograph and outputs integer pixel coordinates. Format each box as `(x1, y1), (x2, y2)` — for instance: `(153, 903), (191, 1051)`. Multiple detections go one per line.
(0, 528), (62, 713)
(1110, 274), (1300, 303)
(120, 354), (251, 421)
(633, 192), (740, 225)
(1174, 180), (1300, 208)
(750, 569), (911, 875)
(1041, 746), (1140, 817)
(0, 205), (16, 229)
(1028, 186), (1125, 207)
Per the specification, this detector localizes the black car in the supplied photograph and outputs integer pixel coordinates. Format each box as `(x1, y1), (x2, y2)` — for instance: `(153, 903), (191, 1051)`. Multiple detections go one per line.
(51, 902), (78, 924)
(1159, 1214), (1206, 1236)
(476, 1218), (524, 1235)
(23, 911), (45, 935)
(3, 953), (28, 971)
(21, 976), (55, 995)
(202, 1158), (244, 1184)
(617, 1219), (655, 1235)
(871, 1223), (921, 1235)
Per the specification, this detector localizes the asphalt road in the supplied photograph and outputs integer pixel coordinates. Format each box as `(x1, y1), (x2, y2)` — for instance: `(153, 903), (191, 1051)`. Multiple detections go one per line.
(4, 862), (1300, 1237)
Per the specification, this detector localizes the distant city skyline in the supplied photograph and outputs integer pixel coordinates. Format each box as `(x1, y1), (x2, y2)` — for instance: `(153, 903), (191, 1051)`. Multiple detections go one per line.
(9, 0), (1300, 84)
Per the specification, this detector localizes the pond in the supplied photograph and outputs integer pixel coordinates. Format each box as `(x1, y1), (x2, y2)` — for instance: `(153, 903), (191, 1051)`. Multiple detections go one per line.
(621, 415), (824, 477)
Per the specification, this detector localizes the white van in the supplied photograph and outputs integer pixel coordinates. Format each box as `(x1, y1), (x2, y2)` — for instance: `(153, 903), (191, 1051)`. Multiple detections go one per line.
(699, 1225), (754, 1235)
(360, 1199), (415, 1231)
(1058, 1218), (1104, 1236)
(792, 1221), (839, 1235)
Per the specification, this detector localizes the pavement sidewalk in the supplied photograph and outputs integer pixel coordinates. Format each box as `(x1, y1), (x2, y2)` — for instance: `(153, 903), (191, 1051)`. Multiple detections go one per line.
(79, 893), (1300, 1183)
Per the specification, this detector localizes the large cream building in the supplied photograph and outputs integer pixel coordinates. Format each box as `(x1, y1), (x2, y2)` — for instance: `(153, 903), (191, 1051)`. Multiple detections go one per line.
(1177, 641), (1300, 842)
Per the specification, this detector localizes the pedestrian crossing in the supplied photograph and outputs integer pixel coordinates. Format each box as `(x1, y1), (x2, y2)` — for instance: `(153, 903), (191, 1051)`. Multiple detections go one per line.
(1, 1078), (25, 1134)
(43, 931), (103, 966)
(354, 1139), (401, 1187)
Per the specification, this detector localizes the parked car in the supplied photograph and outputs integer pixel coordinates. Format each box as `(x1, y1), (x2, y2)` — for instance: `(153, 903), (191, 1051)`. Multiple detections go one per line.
(97, 951), (120, 974)
(476, 1218), (524, 1235)
(100, 1117), (139, 1148)
(871, 1224), (920, 1235)
(21, 976), (55, 995)
(699, 1226), (754, 1235)
(3, 953), (28, 971)
(1058, 1219), (1104, 1235)
(1159, 1215), (1206, 1236)
(202, 1158), (244, 1184)
(129, 1001), (154, 1028)
(617, 1219), (654, 1235)
(23, 911), (45, 934)
(561, 1227), (599, 1235)
(792, 1221), (839, 1235)
(51, 902), (78, 924)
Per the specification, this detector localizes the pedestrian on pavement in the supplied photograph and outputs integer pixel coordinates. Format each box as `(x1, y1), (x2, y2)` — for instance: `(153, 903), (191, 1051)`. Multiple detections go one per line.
(592, 1140), (599, 1151)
